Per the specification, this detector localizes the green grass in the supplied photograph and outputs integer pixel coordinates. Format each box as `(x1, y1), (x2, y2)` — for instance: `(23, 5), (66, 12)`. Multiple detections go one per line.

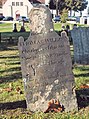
(0, 23), (30, 32)
(0, 23), (89, 118)
(0, 108), (89, 119)
(0, 22), (88, 33)
(0, 47), (25, 103)
(74, 65), (89, 88)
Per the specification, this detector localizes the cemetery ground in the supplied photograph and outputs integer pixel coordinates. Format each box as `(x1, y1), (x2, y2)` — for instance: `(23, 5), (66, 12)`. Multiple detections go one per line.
(0, 23), (89, 118)
(0, 22), (88, 32)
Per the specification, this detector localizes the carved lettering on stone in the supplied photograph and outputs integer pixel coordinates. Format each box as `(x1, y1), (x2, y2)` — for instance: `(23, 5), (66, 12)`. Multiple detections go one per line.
(18, 5), (78, 112)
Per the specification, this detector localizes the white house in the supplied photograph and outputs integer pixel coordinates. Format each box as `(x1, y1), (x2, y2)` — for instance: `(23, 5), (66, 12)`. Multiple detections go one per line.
(2, 0), (33, 19)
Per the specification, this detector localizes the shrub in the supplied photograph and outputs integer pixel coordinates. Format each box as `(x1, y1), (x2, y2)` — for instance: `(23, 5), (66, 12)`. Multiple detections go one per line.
(60, 9), (68, 23)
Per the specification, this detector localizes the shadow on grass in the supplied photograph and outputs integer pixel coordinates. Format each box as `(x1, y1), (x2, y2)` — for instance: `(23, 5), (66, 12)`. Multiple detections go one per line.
(75, 73), (89, 78)
(0, 100), (27, 110)
(0, 55), (19, 59)
(0, 89), (89, 111)
(0, 67), (21, 73)
(0, 42), (18, 51)
(76, 89), (89, 109)
(0, 72), (22, 83)
(7, 61), (20, 65)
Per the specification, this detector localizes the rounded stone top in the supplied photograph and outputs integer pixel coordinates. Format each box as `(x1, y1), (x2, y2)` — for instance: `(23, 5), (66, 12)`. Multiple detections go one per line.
(29, 5), (54, 35)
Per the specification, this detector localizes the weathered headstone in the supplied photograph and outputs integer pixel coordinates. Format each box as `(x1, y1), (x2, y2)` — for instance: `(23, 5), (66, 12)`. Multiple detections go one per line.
(20, 20), (26, 32)
(18, 5), (78, 112)
(71, 27), (89, 64)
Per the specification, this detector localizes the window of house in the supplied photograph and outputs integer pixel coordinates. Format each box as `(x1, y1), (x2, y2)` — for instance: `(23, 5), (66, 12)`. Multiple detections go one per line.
(20, 2), (23, 6)
(12, 2), (15, 6)
(16, 2), (19, 6)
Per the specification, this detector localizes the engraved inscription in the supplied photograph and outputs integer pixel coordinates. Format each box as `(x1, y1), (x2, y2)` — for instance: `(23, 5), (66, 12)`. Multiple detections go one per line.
(21, 43), (64, 54)
(26, 37), (61, 46)
(18, 5), (78, 113)
(25, 52), (68, 60)
(18, 31), (77, 112)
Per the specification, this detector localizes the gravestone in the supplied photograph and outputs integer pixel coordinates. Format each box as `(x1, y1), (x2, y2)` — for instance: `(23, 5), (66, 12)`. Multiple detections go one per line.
(18, 5), (78, 112)
(13, 23), (18, 32)
(71, 27), (89, 64)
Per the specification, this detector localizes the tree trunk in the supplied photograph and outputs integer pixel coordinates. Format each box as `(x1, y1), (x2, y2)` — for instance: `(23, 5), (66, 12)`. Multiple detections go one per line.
(70, 10), (72, 16)
(73, 11), (75, 16)
(80, 11), (82, 17)
(56, 0), (59, 16)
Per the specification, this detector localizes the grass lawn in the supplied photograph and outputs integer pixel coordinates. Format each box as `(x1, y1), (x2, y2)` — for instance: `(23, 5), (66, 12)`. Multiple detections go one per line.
(0, 23), (30, 32)
(0, 23), (89, 118)
(0, 22), (60, 32)
(0, 22), (88, 32)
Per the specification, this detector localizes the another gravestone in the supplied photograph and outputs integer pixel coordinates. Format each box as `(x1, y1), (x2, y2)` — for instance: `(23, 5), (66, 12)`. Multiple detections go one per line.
(18, 5), (78, 112)
(13, 23), (18, 32)
(71, 27), (89, 64)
